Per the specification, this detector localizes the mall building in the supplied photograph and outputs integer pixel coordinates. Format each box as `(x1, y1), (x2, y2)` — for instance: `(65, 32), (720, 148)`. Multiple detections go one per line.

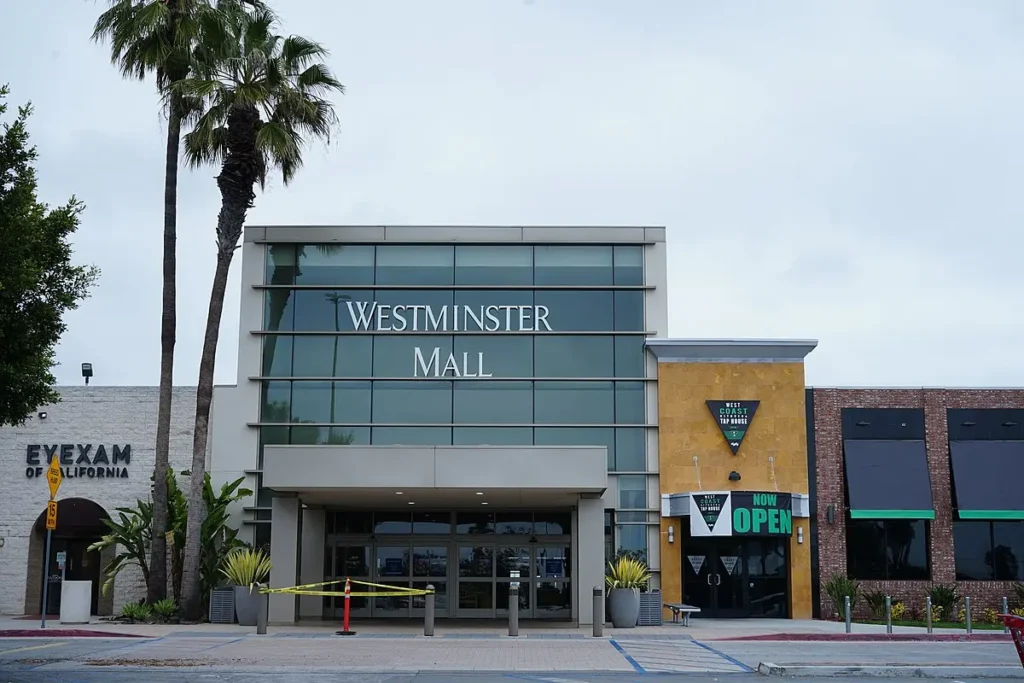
(3, 225), (1022, 624)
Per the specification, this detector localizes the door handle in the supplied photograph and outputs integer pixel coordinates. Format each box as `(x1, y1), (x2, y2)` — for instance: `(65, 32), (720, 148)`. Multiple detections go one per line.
(715, 574), (721, 586)
(707, 574), (712, 585)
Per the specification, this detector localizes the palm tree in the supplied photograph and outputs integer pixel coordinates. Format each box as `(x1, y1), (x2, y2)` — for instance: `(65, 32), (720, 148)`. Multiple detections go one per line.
(175, 1), (344, 620)
(91, 0), (242, 603)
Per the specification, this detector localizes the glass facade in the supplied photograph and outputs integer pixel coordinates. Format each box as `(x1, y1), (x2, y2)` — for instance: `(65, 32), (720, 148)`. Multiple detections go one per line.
(255, 242), (654, 574)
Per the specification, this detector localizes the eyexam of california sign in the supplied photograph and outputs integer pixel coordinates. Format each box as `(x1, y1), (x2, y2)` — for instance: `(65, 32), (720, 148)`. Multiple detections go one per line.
(344, 300), (555, 378)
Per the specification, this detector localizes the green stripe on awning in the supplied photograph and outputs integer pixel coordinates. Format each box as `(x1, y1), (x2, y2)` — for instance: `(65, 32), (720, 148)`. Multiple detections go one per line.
(850, 509), (936, 520)
(958, 510), (1024, 520)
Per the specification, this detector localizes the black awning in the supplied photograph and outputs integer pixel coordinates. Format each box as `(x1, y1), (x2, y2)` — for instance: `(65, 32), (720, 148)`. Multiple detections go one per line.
(843, 440), (935, 520)
(950, 440), (1024, 520)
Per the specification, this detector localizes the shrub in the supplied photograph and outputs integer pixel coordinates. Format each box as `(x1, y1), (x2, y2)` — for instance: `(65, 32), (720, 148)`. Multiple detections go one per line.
(983, 607), (1001, 625)
(151, 598), (178, 623)
(863, 590), (887, 619)
(823, 575), (859, 617)
(1012, 607), (1024, 618)
(929, 584), (959, 620)
(605, 556), (651, 590)
(890, 601), (906, 621)
(121, 602), (152, 623)
(957, 607), (966, 623)
(221, 548), (272, 588)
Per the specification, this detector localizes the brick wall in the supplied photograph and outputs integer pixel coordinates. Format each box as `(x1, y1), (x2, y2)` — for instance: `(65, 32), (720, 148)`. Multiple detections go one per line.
(813, 388), (1024, 618)
(0, 386), (197, 616)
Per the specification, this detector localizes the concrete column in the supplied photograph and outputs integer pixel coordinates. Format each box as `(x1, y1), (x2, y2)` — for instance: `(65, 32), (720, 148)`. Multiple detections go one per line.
(298, 508), (325, 619)
(577, 495), (605, 625)
(268, 496), (300, 623)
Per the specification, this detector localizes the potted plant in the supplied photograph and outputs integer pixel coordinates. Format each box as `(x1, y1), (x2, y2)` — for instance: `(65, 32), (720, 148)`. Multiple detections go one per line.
(221, 547), (272, 626)
(606, 556), (651, 628)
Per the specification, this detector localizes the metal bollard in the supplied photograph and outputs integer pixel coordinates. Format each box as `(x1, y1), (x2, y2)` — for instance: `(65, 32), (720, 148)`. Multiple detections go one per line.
(509, 584), (520, 637)
(1004, 597), (1011, 634)
(844, 595), (852, 633)
(593, 586), (604, 637)
(424, 584), (435, 637)
(926, 597), (933, 634)
(885, 595), (892, 634)
(256, 584), (268, 635)
(965, 596), (972, 634)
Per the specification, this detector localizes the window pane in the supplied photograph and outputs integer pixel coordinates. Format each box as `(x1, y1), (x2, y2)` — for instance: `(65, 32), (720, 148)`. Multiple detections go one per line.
(375, 515), (413, 536)
(374, 336), (453, 378)
(261, 381), (291, 422)
(337, 511), (373, 534)
(292, 336), (373, 377)
(457, 512), (495, 534)
(614, 291), (644, 331)
(264, 291), (295, 331)
(495, 513), (533, 535)
(262, 336), (293, 376)
(452, 427), (533, 445)
(373, 381), (453, 423)
(535, 512), (571, 535)
(534, 291), (613, 332)
(337, 546), (370, 575)
(615, 336), (646, 378)
(293, 290), (363, 331)
(614, 428), (646, 471)
(954, 521), (993, 580)
(618, 475), (647, 509)
(615, 525), (648, 563)
(291, 426), (369, 445)
(413, 546), (448, 575)
(613, 246), (643, 285)
(372, 427), (452, 445)
(616, 511), (646, 523)
(458, 546), (493, 577)
(453, 381), (532, 423)
(497, 547), (532, 578)
(331, 381), (372, 422)
(266, 244), (297, 285)
(846, 519), (886, 580)
(886, 520), (929, 580)
(458, 582), (493, 609)
(295, 245), (374, 285)
(455, 245), (533, 285)
(534, 337), (614, 378)
(453, 289), (535, 331)
(413, 514), (452, 535)
(376, 245), (454, 285)
(373, 289), (455, 332)
(453, 336), (533, 378)
(535, 381), (614, 424)
(534, 245), (613, 285)
(992, 522), (1024, 581)
(291, 381), (332, 423)
(615, 382), (645, 423)
(535, 427), (614, 470)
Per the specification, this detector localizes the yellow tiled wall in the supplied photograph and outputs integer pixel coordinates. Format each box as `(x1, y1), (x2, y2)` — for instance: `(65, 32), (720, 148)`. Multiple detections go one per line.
(657, 362), (813, 619)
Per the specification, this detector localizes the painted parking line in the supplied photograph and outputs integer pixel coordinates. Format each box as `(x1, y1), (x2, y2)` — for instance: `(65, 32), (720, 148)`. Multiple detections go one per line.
(692, 639), (755, 672)
(0, 640), (66, 655)
(609, 639), (646, 674)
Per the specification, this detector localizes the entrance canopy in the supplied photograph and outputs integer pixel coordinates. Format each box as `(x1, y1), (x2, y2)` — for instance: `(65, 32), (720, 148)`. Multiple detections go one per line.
(263, 444), (608, 505)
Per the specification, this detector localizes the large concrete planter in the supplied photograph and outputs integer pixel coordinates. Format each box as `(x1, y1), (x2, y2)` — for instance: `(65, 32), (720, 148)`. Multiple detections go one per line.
(608, 588), (640, 628)
(233, 585), (260, 626)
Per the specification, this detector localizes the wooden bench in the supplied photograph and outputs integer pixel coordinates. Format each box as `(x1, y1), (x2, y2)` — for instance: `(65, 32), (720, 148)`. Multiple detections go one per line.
(664, 602), (701, 626)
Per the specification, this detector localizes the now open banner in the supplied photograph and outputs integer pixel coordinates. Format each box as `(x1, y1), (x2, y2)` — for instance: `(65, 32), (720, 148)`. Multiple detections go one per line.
(690, 491), (793, 537)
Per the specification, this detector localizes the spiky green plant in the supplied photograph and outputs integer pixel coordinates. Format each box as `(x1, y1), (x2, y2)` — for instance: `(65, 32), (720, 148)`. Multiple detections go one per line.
(221, 547), (272, 588)
(121, 601), (152, 623)
(605, 556), (650, 590)
(823, 575), (859, 616)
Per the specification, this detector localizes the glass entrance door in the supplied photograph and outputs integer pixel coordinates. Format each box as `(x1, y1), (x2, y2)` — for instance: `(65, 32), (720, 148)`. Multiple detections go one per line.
(682, 537), (785, 618)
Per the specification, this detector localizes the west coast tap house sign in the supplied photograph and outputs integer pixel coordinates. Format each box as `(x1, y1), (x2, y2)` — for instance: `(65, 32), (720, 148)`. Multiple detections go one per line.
(345, 300), (555, 378)
(24, 444), (132, 480)
(690, 491), (793, 537)
(706, 400), (760, 454)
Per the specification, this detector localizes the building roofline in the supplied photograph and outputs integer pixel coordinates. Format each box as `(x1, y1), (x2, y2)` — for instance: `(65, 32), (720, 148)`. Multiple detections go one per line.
(809, 386), (1024, 391)
(243, 224), (667, 244)
(645, 338), (818, 363)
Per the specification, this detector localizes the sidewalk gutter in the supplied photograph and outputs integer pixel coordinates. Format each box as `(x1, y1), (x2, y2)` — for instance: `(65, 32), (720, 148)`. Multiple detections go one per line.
(757, 661), (1024, 678)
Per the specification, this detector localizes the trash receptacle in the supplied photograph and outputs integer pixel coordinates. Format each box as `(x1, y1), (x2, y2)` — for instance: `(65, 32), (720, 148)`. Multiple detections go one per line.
(998, 614), (1024, 669)
(59, 581), (91, 624)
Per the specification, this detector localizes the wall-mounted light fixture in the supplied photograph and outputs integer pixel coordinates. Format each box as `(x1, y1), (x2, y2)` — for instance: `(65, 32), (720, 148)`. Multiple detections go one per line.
(856, 420), (870, 427)
(826, 504), (836, 525)
(1004, 421), (1018, 427)
(668, 525), (675, 544)
(728, 471), (741, 482)
(797, 526), (804, 544)
(962, 421), (976, 427)
(82, 362), (93, 386)
(37, 411), (47, 419)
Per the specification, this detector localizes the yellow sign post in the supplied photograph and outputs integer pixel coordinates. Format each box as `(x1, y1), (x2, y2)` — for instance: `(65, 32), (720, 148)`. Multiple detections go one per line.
(41, 458), (63, 629)
(46, 501), (58, 530)
(46, 458), (63, 500)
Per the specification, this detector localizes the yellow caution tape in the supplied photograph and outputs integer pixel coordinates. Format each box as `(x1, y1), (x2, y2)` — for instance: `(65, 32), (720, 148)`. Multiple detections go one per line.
(263, 589), (433, 598)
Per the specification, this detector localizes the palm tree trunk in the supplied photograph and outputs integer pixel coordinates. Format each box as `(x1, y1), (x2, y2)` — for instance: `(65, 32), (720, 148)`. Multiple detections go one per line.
(148, 104), (181, 605)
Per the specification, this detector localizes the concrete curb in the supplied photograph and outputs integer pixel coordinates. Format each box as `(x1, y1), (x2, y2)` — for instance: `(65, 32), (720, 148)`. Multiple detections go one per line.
(757, 661), (1024, 678)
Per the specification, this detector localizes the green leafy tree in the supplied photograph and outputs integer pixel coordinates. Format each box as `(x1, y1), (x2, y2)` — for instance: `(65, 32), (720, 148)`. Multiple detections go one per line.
(91, 0), (261, 605)
(174, 1), (344, 620)
(0, 86), (98, 427)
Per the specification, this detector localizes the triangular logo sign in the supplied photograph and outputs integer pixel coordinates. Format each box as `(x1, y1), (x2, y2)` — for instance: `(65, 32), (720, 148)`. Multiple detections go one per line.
(707, 400), (760, 454)
(720, 556), (740, 576)
(687, 555), (706, 575)
(693, 493), (729, 531)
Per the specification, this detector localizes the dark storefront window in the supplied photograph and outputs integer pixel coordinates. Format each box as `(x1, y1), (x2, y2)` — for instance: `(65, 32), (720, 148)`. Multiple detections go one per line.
(846, 519), (930, 580)
(452, 427), (532, 445)
(372, 380), (453, 423)
(376, 245), (454, 285)
(453, 381), (532, 423)
(954, 521), (1024, 581)
(534, 245), (613, 285)
(534, 382), (614, 424)
(296, 245), (375, 285)
(534, 336), (614, 377)
(455, 245), (533, 285)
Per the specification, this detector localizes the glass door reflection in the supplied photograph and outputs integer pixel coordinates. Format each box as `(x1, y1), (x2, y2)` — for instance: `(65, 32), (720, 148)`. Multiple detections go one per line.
(534, 545), (571, 618)
(374, 546), (411, 617)
(412, 546), (448, 618)
(456, 545), (495, 617)
(496, 547), (531, 617)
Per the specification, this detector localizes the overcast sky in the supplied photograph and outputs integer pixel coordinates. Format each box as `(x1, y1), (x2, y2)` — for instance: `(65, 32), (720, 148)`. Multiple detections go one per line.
(3, 0), (1022, 388)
